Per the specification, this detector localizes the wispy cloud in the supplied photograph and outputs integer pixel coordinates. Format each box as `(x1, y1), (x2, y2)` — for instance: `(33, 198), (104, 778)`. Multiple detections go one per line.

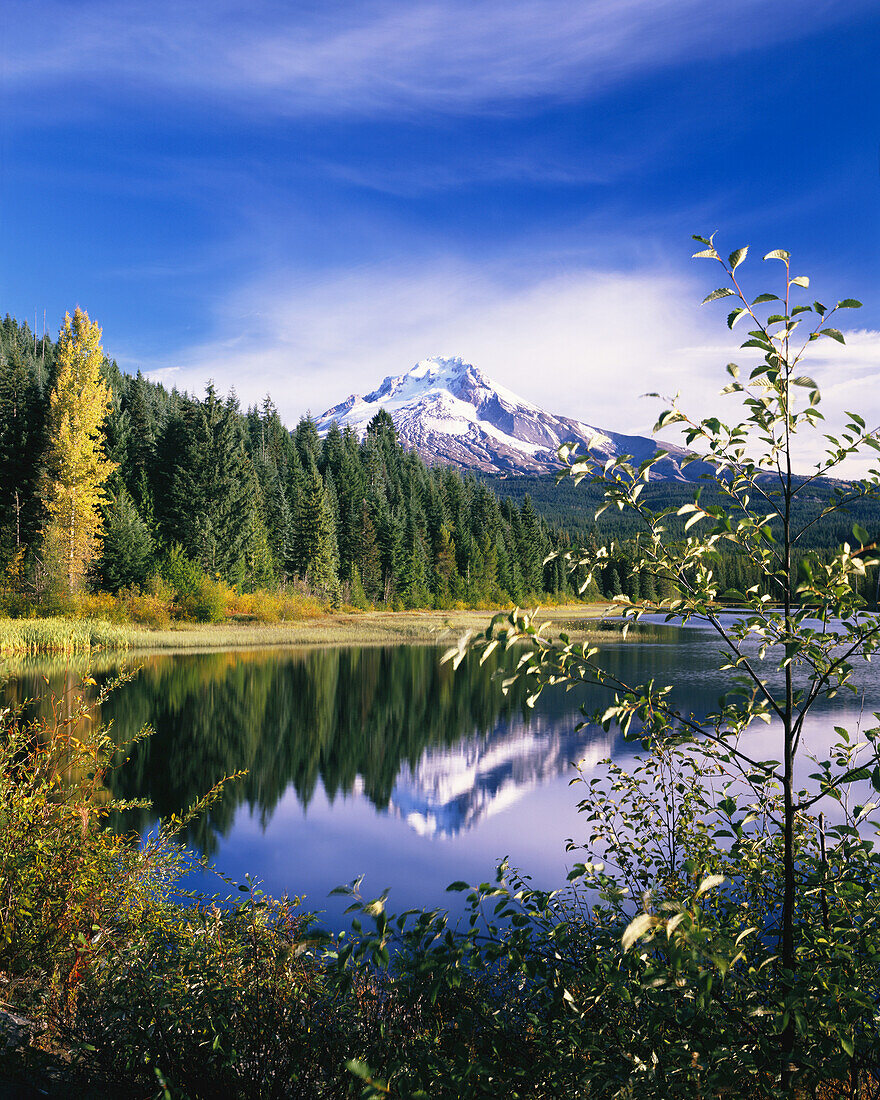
(125, 257), (880, 476)
(126, 258), (721, 432)
(7, 0), (871, 119)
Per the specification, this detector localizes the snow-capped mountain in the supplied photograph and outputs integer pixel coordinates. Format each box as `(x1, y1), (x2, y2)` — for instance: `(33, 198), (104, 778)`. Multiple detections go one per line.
(387, 714), (614, 839)
(316, 355), (698, 478)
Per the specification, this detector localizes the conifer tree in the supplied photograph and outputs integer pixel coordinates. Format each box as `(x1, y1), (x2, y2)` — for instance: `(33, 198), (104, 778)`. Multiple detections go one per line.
(42, 308), (116, 590)
(348, 562), (369, 609)
(154, 386), (251, 577)
(433, 524), (459, 601)
(518, 495), (543, 594)
(294, 471), (340, 600)
(357, 500), (383, 602)
(400, 512), (431, 608)
(242, 486), (278, 591)
(0, 341), (47, 567)
(96, 486), (154, 592)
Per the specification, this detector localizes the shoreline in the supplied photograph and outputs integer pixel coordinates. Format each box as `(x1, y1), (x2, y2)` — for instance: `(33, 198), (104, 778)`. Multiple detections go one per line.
(0, 603), (625, 657)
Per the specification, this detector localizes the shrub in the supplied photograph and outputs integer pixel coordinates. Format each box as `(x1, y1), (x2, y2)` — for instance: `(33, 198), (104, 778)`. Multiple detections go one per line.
(159, 546), (229, 623)
(119, 588), (172, 628)
(177, 576), (227, 623)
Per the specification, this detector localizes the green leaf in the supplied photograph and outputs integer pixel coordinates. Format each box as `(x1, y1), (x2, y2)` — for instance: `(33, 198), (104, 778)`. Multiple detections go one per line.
(621, 912), (655, 952)
(703, 287), (735, 304)
(838, 298), (862, 309)
(696, 874), (726, 897)
(727, 307), (748, 328)
(763, 248), (790, 262)
(821, 327), (846, 344)
(752, 293), (779, 304)
(841, 1037), (855, 1058)
(346, 1059), (373, 1081)
(853, 523), (870, 546)
(728, 246), (748, 270)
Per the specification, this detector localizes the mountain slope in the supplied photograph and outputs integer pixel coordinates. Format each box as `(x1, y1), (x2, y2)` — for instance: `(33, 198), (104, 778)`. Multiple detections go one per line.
(317, 355), (700, 480)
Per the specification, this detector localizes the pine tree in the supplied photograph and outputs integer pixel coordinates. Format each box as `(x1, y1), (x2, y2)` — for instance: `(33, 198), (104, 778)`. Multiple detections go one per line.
(348, 562), (369, 609)
(154, 386), (251, 577)
(400, 512), (431, 608)
(294, 471), (340, 600)
(357, 500), (383, 602)
(242, 485), (278, 591)
(518, 495), (543, 595)
(42, 309), (116, 590)
(96, 487), (154, 592)
(0, 341), (47, 568)
(433, 524), (459, 602)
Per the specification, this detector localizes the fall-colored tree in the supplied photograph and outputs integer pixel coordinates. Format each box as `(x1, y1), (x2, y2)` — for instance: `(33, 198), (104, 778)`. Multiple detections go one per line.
(42, 308), (116, 590)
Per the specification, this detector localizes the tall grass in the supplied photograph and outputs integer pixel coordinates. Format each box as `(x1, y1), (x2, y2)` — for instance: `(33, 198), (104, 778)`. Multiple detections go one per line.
(0, 617), (132, 655)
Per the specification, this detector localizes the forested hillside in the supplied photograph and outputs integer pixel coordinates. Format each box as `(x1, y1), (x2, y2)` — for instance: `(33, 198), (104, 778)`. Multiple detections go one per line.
(0, 314), (579, 614)
(484, 460), (880, 604)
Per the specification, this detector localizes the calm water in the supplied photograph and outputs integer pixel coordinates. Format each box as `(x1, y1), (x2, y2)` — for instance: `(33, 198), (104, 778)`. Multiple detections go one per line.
(4, 619), (879, 927)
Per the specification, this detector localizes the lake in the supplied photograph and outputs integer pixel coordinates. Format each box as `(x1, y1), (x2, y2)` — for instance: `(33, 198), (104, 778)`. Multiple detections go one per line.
(4, 617), (879, 927)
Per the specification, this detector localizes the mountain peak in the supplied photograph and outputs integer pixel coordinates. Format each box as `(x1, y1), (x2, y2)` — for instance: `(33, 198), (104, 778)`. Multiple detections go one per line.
(316, 356), (698, 479)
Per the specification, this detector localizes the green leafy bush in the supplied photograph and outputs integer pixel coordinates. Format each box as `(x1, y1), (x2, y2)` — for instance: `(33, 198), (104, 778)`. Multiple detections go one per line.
(160, 545), (226, 622)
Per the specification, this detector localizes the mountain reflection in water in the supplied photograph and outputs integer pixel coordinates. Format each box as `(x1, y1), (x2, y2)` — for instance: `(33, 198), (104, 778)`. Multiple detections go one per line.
(6, 624), (880, 919)
(5, 645), (616, 850)
(0, 627), (744, 852)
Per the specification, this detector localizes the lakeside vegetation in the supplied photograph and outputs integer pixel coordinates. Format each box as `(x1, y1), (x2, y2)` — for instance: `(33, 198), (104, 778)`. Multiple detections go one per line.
(0, 617), (132, 656)
(0, 602), (618, 655)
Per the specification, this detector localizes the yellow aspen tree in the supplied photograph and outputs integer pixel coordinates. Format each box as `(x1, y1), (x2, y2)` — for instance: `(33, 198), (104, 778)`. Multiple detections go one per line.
(42, 308), (116, 591)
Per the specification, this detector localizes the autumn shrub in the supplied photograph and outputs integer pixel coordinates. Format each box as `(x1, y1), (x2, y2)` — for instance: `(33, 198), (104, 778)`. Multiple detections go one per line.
(118, 587), (173, 628)
(227, 586), (328, 623)
(0, 677), (158, 1010)
(73, 886), (356, 1099)
(73, 590), (125, 622)
(228, 588), (282, 623)
(0, 675), (352, 1095)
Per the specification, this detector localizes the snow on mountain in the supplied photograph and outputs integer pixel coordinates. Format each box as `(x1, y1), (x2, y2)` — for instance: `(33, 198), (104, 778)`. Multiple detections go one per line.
(316, 355), (699, 479)
(387, 713), (614, 838)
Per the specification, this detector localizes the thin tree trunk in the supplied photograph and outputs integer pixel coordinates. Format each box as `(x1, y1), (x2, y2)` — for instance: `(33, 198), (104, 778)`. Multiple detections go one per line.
(68, 490), (76, 590)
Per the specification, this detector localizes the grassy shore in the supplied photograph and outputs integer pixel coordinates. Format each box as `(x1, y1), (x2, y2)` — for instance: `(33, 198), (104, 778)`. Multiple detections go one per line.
(0, 604), (624, 656)
(127, 604), (625, 651)
(0, 617), (133, 655)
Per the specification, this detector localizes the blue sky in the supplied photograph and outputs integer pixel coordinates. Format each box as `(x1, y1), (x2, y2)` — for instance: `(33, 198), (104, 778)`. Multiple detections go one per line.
(3, 0), (880, 447)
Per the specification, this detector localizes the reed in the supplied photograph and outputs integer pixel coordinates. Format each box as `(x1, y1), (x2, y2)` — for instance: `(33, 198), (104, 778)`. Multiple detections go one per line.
(0, 617), (132, 655)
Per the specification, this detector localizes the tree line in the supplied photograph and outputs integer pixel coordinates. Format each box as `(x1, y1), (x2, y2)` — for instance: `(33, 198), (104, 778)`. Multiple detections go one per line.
(0, 312), (580, 611)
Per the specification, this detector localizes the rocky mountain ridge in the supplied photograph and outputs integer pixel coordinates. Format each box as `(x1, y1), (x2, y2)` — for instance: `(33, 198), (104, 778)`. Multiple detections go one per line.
(317, 355), (699, 479)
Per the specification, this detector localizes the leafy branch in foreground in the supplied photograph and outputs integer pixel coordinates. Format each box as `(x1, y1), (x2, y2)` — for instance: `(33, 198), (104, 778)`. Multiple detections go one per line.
(446, 239), (880, 1095)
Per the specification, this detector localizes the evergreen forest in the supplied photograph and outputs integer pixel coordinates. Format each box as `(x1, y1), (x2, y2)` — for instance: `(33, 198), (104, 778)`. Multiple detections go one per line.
(0, 314), (578, 616)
